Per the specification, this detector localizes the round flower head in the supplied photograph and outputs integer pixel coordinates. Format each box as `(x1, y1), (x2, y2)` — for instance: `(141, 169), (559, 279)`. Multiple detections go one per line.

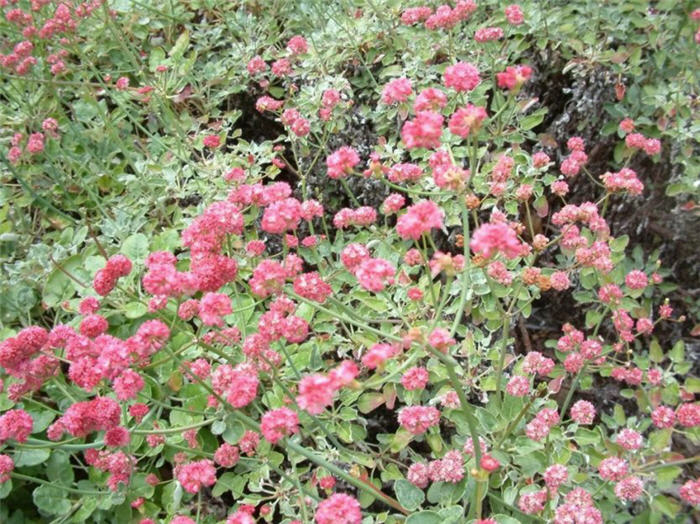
(314, 493), (362, 524)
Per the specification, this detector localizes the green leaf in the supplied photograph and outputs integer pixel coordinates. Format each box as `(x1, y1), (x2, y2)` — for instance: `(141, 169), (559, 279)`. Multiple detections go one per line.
(123, 301), (148, 319)
(161, 480), (182, 514)
(122, 233), (149, 262)
(394, 479), (425, 511)
(33, 485), (72, 516)
(14, 448), (50, 467)
(610, 235), (629, 253)
(47, 451), (74, 485)
(649, 338), (664, 363)
(406, 510), (442, 524)
(520, 108), (547, 130)
(0, 479), (11, 499)
(665, 182), (687, 197)
(358, 392), (385, 414)
(651, 494), (681, 518)
(655, 466), (682, 490)
(669, 340), (684, 363)
(649, 429), (672, 452)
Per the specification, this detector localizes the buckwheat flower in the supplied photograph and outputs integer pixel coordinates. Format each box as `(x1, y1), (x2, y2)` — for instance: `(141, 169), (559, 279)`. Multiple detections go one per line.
(388, 163), (423, 183)
(518, 489), (547, 514)
(651, 405), (676, 429)
(480, 453), (500, 472)
(470, 222), (523, 259)
(255, 95), (284, 112)
(355, 258), (395, 292)
(214, 443), (240, 468)
(407, 287), (423, 300)
(614, 475), (644, 501)
(549, 271), (570, 291)
(544, 464), (568, 490)
(625, 270), (648, 290)
(402, 367), (429, 390)
(474, 26), (504, 42)
(315, 493), (362, 524)
(203, 134), (221, 148)
(680, 478), (700, 506)
(175, 459), (217, 494)
(271, 58), (291, 76)
(551, 180), (569, 196)
(261, 407), (299, 444)
(428, 327), (455, 352)
(443, 61), (480, 92)
(326, 146), (360, 179)
(476, 520), (497, 524)
(297, 374), (335, 414)
(382, 193), (405, 214)
(677, 403), (700, 427)
(464, 436), (489, 456)
(0, 409), (33, 444)
(401, 6), (433, 25)
(341, 243), (370, 272)
(644, 138), (661, 156)
(115, 76), (129, 90)
(598, 457), (628, 481)
(614, 428), (643, 451)
(413, 87), (447, 112)
(554, 503), (603, 524)
(227, 511), (255, 524)
(225, 364), (259, 408)
(239, 430), (259, 456)
(619, 118), (635, 133)
(287, 35), (308, 55)
(570, 400), (596, 424)
(198, 293), (232, 327)
(113, 368), (144, 400)
(362, 343), (399, 369)
(105, 426), (130, 447)
(328, 361), (359, 388)
(398, 405), (440, 435)
(247, 55), (267, 75)
(505, 4), (524, 25)
(395, 200), (444, 240)
(401, 111), (444, 149)
(0, 454), (14, 483)
(381, 77), (412, 104)
(293, 272), (333, 303)
(506, 375), (530, 397)
(448, 104), (487, 137)
(407, 462), (430, 488)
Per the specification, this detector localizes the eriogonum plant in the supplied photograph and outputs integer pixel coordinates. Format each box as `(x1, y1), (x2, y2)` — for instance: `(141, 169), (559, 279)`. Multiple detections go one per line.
(1, 0), (699, 523)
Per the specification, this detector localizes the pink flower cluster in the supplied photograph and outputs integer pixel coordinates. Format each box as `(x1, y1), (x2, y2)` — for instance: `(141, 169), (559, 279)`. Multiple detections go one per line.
(326, 146), (360, 179)
(400, 1), (476, 30)
(260, 407), (299, 444)
(397, 405), (440, 434)
(470, 222), (524, 259)
(175, 459), (217, 494)
(396, 200), (444, 240)
(296, 361), (358, 414)
(314, 493), (362, 524)
(525, 407), (559, 441)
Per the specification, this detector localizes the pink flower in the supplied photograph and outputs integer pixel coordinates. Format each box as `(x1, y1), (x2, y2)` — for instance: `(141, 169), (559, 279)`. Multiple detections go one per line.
(340, 243), (370, 272)
(496, 65), (533, 90)
(297, 374), (335, 414)
(362, 343), (400, 369)
(401, 367), (429, 390)
(382, 193), (406, 214)
(651, 405), (675, 428)
(506, 375), (530, 397)
(680, 478), (700, 506)
(398, 405), (440, 435)
(203, 134), (221, 148)
(470, 222), (523, 259)
(614, 476), (644, 501)
(287, 35), (308, 55)
(260, 407), (299, 444)
(677, 403), (700, 427)
(474, 27), (504, 42)
(113, 369), (144, 400)
(175, 459), (217, 494)
(413, 88), (447, 112)
(261, 197), (303, 234)
(0, 454), (14, 483)
(619, 118), (635, 133)
(570, 400), (596, 424)
(293, 272), (333, 303)
(355, 258), (395, 292)
(616, 428), (643, 450)
(314, 493), (362, 524)
(543, 464), (568, 490)
(518, 489), (547, 514)
(214, 443), (240, 468)
(396, 200), (444, 240)
(407, 462), (429, 488)
(448, 104), (487, 137)
(247, 55), (267, 75)
(0, 409), (33, 444)
(533, 151), (551, 168)
(401, 111), (444, 149)
(428, 327), (455, 352)
(625, 270), (648, 290)
(199, 292), (232, 327)
(381, 77), (413, 104)
(443, 61), (481, 92)
(505, 4), (524, 25)
(326, 146), (360, 179)
(598, 457), (629, 481)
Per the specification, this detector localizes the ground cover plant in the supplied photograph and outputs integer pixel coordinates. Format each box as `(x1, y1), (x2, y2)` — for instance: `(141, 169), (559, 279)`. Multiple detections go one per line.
(0, 0), (699, 522)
